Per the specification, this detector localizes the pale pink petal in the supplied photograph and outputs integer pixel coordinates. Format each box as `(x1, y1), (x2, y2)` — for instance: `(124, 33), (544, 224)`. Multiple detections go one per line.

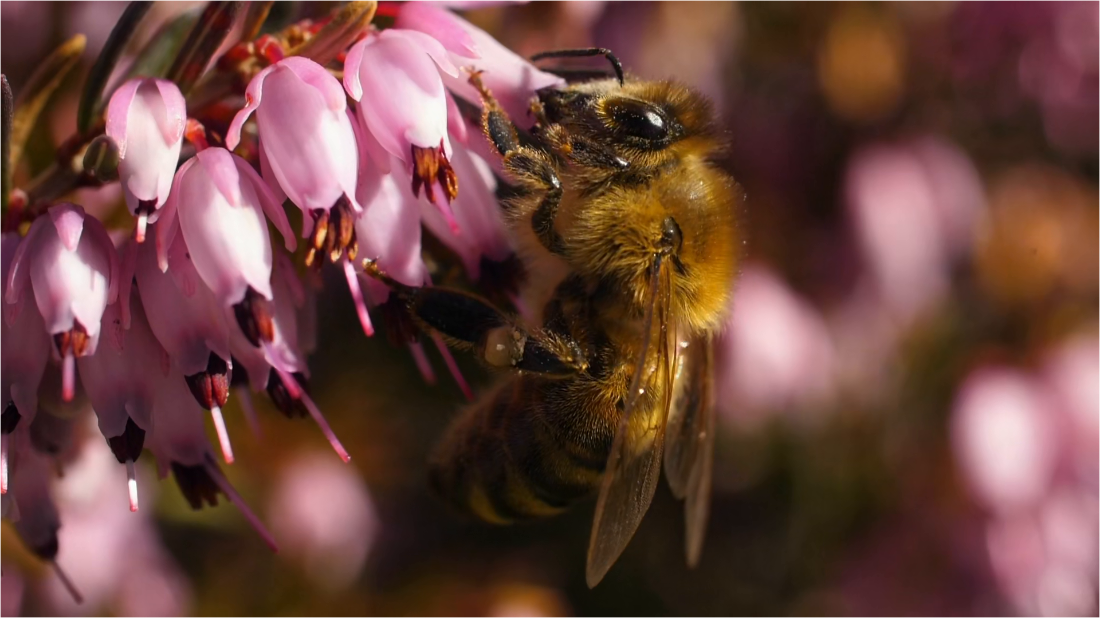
(2, 234), (50, 419)
(113, 80), (184, 213)
(257, 140), (288, 204)
(234, 155), (296, 251)
(155, 158), (190, 272)
(49, 203), (84, 252)
(226, 64), (275, 150)
(3, 219), (42, 307)
(254, 64), (359, 212)
(176, 149), (274, 305)
(356, 159), (429, 287)
(151, 79), (187, 144)
(395, 2), (479, 59)
(104, 79), (142, 159)
(446, 89), (469, 145)
(342, 36), (371, 101)
(135, 234), (231, 375)
(280, 56), (348, 113)
(82, 211), (120, 304)
(440, 11), (565, 121)
(353, 33), (451, 162)
(387, 29), (461, 77)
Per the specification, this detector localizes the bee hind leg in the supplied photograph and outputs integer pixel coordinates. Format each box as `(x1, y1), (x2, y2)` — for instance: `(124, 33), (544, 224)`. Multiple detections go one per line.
(362, 262), (586, 377)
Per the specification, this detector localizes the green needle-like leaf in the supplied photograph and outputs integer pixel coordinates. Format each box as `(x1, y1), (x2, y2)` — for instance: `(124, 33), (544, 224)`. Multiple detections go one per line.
(166, 1), (246, 96)
(9, 35), (87, 171)
(77, 1), (153, 133)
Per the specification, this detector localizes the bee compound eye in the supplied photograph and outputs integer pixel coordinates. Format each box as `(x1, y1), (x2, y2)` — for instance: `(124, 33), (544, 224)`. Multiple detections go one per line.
(609, 100), (669, 142)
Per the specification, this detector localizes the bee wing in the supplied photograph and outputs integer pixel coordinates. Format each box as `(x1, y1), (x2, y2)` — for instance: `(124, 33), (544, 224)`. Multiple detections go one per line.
(663, 334), (716, 567)
(586, 256), (676, 588)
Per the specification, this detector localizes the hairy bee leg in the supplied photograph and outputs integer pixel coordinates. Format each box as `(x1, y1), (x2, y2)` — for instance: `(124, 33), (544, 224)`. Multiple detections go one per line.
(541, 125), (629, 171)
(362, 261), (586, 377)
(468, 71), (567, 255)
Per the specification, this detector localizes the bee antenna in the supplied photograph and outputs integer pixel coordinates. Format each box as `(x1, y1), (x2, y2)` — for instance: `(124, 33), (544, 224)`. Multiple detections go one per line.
(530, 48), (625, 87)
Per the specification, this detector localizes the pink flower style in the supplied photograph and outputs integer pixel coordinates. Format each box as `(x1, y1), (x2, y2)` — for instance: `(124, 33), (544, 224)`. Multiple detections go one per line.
(105, 78), (186, 243)
(4, 204), (119, 405)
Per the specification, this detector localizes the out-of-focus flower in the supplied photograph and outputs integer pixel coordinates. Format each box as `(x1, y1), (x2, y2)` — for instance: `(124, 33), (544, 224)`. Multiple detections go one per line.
(714, 265), (836, 427)
(227, 56), (361, 267)
(105, 78), (186, 243)
(2, 233), (51, 460)
(4, 203), (119, 403)
(846, 137), (984, 322)
(268, 451), (377, 590)
(76, 295), (167, 511)
(131, 234), (236, 464)
(42, 422), (191, 616)
(345, 28), (461, 228)
(147, 369), (277, 551)
(397, 3), (564, 123)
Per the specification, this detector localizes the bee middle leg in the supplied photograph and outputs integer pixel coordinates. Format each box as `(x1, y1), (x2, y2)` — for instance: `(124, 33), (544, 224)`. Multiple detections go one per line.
(363, 262), (587, 377)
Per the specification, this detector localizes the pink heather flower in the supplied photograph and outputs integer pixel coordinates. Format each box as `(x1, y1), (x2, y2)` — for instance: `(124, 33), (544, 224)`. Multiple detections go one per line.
(4, 203), (119, 403)
(105, 78), (186, 243)
(397, 3), (565, 122)
(2, 233), (51, 428)
(76, 295), (168, 511)
(44, 430), (192, 615)
(713, 266), (836, 428)
(4, 428), (82, 602)
(419, 141), (511, 281)
(157, 147), (296, 350)
(268, 451), (378, 590)
(951, 367), (1058, 514)
(132, 234), (230, 376)
(147, 369), (277, 551)
(344, 28), (461, 228)
(131, 234), (236, 464)
(227, 57), (361, 267)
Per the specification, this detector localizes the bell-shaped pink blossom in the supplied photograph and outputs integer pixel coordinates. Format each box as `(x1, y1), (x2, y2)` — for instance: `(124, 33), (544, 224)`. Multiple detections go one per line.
(132, 233), (230, 376)
(420, 141), (512, 280)
(76, 295), (167, 511)
(147, 371), (276, 551)
(396, 3), (565, 122)
(4, 428), (82, 603)
(227, 57), (359, 218)
(345, 29), (460, 226)
(5, 204), (119, 403)
(105, 78), (186, 243)
(132, 233), (237, 465)
(156, 147), (296, 308)
(2, 233), (51, 427)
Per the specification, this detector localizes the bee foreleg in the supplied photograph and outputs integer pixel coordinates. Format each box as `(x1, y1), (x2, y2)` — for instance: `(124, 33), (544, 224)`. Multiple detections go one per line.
(541, 125), (629, 171)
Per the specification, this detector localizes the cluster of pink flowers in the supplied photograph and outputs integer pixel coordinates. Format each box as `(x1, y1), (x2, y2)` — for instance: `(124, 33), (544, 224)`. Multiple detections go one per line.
(2, 2), (561, 593)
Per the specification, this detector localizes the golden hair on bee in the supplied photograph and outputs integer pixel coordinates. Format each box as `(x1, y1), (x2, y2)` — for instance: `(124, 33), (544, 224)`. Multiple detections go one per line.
(365, 47), (742, 588)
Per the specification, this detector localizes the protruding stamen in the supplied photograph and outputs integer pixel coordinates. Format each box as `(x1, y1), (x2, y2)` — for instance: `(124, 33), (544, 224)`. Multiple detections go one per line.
(203, 459), (279, 552)
(408, 342), (437, 385)
(135, 212), (149, 243)
(1, 433), (9, 494)
(62, 352), (76, 402)
(344, 260), (374, 337)
(411, 143), (460, 233)
(235, 386), (262, 438)
(126, 459), (139, 512)
(52, 561), (84, 605)
(210, 406), (234, 465)
(274, 368), (350, 463)
(433, 334), (473, 401)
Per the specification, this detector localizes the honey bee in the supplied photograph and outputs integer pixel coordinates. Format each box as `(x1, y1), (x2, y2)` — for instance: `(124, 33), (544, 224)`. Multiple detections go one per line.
(365, 48), (742, 587)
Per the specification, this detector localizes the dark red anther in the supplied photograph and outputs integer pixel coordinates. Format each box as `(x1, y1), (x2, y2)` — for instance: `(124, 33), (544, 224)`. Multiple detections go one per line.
(106, 417), (146, 464)
(255, 34), (286, 65)
(171, 462), (221, 510)
(233, 287), (275, 347)
(185, 353), (231, 410)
